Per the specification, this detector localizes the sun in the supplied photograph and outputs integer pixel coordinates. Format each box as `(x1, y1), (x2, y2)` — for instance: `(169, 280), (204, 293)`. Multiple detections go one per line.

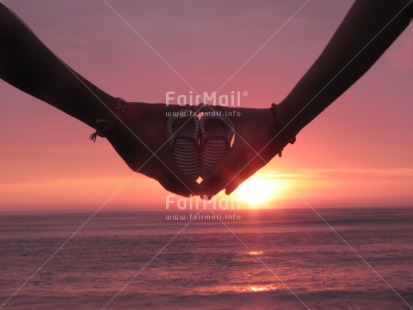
(233, 177), (279, 207)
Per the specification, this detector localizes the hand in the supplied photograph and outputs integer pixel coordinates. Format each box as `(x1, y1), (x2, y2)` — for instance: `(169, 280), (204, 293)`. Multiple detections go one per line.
(199, 105), (293, 197)
(105, 102), (199, 197)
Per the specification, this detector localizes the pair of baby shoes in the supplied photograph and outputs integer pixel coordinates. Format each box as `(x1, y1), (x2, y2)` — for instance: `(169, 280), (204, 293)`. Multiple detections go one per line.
(166, 110), (235, 182)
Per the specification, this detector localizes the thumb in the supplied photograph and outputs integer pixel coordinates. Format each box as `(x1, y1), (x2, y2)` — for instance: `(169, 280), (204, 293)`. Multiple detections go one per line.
(224, 159), (265, 195)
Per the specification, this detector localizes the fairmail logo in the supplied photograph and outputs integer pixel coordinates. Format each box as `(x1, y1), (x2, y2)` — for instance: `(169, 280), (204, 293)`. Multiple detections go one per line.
(165, 90), (247, 107)
(165, 194), (240, 210)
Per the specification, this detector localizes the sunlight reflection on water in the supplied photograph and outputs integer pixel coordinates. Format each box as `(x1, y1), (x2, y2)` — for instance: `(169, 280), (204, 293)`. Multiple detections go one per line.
(250, 285), (278, 292)
(247, 250), (263, 255)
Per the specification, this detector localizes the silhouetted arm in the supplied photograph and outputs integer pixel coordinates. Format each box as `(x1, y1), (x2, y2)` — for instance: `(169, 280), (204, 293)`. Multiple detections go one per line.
(0, 3), (117, 128)
(277, 0), (412, 137)
(201, 0), (413, 196)
(0, 3), (200, 196)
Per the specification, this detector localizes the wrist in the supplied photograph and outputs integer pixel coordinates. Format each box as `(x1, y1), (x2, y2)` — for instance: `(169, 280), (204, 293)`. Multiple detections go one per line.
(269, 103), (296, 157)
(270, 103), (297, 143)
(89, 97), (126, 142)
(275, 100), (304, 138)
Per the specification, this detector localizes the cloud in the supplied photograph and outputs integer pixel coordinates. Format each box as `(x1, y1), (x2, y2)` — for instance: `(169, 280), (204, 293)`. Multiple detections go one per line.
(267, 168), (413, 182)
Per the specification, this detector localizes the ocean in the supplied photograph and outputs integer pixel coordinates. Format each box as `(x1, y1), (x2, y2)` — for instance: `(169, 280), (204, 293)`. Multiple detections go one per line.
(0, 208), (412, 309)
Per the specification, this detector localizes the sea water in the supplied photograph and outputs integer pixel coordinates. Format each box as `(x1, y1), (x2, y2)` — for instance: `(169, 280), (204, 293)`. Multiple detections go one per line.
(0, 208), (412, 309)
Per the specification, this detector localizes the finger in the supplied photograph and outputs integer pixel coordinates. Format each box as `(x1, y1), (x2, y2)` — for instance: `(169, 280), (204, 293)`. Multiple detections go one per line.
(203, 141), (272, 196)
(200, 142), (248, 196)
(224, 141), (280, 195)
(224, 160), (265, 195)
(156, 145), (201, 195)
(159, 176), (199, 197)
(159, 166), (200, 197)
(144, 155), (200, 197)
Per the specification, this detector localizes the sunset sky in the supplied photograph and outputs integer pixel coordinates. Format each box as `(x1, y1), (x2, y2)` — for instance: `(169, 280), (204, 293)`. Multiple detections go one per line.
(0, 0), (412, 210)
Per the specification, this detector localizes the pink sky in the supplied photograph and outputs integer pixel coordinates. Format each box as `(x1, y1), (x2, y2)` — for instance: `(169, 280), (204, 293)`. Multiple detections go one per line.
(0, 0), (412, 210)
